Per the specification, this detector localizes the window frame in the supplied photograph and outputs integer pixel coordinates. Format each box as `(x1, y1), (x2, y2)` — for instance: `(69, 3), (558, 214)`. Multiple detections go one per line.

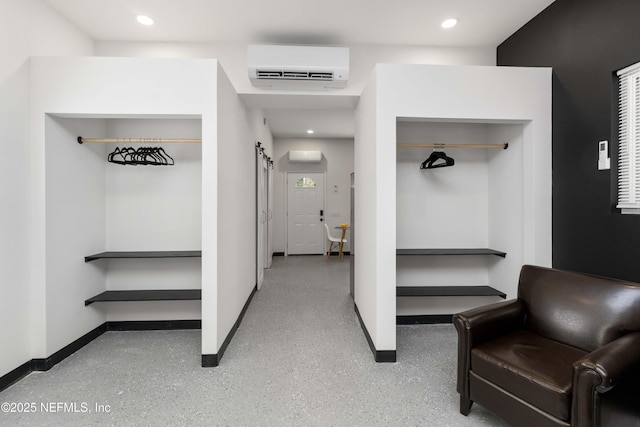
(616, 61), (640, 214)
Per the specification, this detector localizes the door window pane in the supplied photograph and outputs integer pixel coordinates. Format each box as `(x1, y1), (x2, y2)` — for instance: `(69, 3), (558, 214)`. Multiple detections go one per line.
(295, 177), (317, 188)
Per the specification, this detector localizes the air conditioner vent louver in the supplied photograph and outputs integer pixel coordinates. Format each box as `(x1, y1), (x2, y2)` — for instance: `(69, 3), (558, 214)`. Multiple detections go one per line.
(248, 44), (349, 88)
(257, 70), (334, 81)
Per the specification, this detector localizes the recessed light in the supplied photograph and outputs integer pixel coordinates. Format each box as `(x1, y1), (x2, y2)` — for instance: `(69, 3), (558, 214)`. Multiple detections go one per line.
(307, 129), (314, 134)
(441, 18), (458, 29)
(136, 15), (154, 26)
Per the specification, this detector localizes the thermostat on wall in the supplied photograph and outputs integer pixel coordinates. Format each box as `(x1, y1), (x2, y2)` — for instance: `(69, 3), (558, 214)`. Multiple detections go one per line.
(598, 140), (610, 170)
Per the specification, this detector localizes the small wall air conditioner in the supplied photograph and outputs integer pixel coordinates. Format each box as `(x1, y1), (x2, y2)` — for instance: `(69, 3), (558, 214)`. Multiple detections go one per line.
(248, 44), (349, 89)
(289, 150), (322, 163)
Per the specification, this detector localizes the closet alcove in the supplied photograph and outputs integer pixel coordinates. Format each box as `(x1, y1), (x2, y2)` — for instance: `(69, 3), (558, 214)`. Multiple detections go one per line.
(46, 115), (202, 324)
(395, 119), (525, 322)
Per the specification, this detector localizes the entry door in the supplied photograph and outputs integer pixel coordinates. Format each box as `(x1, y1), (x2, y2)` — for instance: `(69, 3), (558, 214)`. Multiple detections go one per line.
(287, 173), (325, 255)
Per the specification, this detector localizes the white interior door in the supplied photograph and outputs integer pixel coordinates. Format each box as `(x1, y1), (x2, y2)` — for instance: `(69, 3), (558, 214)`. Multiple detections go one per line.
(261, 159), (269, 270)
(287, 173), (325, 255)
(256, 151), (267, 289)
(267, 163), (273, 268)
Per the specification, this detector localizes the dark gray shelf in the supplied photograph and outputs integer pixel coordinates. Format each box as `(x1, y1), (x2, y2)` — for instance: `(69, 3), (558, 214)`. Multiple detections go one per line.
(396, 248), (506, 258)
(396, 285), (506, 299)
(85, 251), (202, 262)
(85, 289), (202, 306)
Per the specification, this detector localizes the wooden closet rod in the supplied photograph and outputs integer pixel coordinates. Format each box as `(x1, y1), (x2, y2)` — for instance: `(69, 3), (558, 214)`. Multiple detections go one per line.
(397, 142), (508, 149)
(77, 136), (201, 144)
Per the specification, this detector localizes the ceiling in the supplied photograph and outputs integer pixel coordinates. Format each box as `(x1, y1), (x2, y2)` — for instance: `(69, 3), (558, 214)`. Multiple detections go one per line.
(43, 0), (555, 138)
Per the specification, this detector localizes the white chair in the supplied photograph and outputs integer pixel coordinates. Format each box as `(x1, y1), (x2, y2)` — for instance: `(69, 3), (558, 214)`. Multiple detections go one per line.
(324, 223), (347, 259)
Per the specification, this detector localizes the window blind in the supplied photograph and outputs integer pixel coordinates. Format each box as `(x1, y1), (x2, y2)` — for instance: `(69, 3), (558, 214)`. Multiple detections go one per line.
(617, 62), (640, 214)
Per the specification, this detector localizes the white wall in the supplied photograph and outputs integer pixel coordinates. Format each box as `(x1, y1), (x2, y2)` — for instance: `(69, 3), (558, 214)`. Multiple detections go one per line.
(396, 122), (491, 248)
(103, 118), (202, 322)
(272, 138), (354, 253)
(104, 118), (202, 251)
(216, 63), (257, 352)
(396, 122), (490, 317)
(353, 67), (380, 342)
(30, 56), (218, 358)
(395, 121), (526, 316)
(44, 116), (108, 354)
(0, 0), (93, 377)
(355, 64), (552, 352)
(246, 109), (274, 157)
(95, 41), (495, 97)
(487, 123), (526, 300)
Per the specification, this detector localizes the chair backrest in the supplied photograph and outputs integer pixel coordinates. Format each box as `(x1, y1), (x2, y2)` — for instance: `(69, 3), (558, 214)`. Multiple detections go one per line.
(324, 223), (331, 238)
(518, 265), (640, 352)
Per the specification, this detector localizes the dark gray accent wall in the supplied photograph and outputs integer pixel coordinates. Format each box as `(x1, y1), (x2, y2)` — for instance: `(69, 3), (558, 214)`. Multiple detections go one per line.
(498, 0), (640, 281)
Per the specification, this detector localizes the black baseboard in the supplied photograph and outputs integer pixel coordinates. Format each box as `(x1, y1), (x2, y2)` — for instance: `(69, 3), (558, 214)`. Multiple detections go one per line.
(2, 297), (254, 391)
(354, 303), (396, 363)
(32, 323), (108, 371)
(107, 320), (201, 331)
(201, 354), (218, 367)
(396, 315), (453, 325)
(1, 319), (203, 393)
(0, 360), (33, 394)
(201, 284), (258, 367)
(273, 252), (285, 256)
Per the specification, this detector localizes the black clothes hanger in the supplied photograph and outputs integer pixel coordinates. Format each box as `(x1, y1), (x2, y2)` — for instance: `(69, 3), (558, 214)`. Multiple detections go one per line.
(136, 147), (155, 165)
(157, 147), (174, 165)
(107, 146), (174, 166)
(144, 147), (161, 165)
(108, 147), (127, 165)
(142, 147), (173, 165)
(420, 151), (455, 169)
(122, 147), (138, 165)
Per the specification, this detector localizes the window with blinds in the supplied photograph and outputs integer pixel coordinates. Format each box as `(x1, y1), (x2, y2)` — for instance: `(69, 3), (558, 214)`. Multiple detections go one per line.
(617, 62), (640, 214)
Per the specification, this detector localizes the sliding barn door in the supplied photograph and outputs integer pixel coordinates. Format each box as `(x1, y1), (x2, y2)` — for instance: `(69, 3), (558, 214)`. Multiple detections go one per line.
(267, 162), (273, 268)
(256, 150), (267, 289)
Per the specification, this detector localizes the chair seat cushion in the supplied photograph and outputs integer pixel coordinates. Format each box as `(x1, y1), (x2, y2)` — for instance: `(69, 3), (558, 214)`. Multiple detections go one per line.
(471, 330), (587, 421)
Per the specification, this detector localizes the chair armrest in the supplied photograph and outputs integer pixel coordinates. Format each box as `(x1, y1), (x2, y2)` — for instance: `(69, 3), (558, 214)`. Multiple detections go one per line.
(572, 332), (640, 427)
(574, 331), (640, 392)
(453, 299), (526, 397)
(453, 299), (526, 347)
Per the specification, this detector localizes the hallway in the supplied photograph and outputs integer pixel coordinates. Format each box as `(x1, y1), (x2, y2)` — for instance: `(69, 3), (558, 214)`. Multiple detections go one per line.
(0, 256), (507, 426)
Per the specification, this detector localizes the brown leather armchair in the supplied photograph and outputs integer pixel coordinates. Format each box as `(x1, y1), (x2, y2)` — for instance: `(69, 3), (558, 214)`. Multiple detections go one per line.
(453, 265), (640, 427)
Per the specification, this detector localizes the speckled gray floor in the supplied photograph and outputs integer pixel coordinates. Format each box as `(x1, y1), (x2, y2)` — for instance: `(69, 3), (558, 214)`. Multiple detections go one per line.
(0, 256), (508, 426)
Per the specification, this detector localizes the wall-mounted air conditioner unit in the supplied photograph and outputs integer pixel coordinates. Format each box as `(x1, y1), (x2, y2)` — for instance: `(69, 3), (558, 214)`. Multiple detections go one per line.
(289, 150), (322, 163)
(248, 44), (349, 89)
